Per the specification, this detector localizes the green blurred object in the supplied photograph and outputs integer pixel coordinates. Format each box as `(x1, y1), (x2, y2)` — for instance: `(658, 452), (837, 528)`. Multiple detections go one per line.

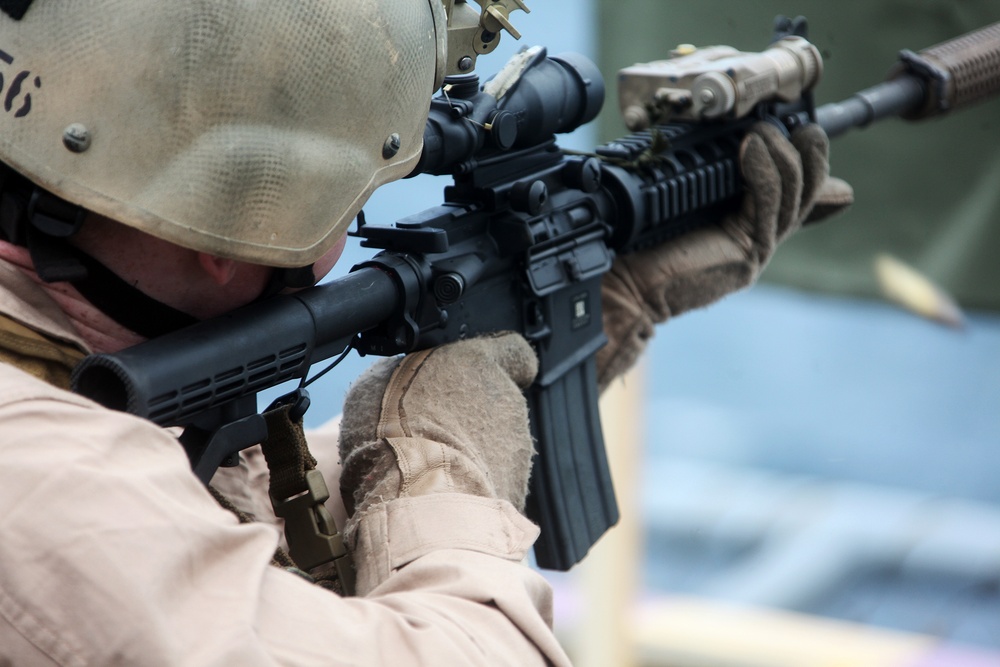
(597, 1), (1000, 310)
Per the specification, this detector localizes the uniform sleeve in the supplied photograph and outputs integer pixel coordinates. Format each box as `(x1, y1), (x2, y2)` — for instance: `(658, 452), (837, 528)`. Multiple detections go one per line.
(0, 376), (569, 667)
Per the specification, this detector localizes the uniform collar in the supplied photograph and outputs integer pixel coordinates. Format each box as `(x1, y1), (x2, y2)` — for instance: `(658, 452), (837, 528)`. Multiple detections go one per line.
(0, 259), (90, 354)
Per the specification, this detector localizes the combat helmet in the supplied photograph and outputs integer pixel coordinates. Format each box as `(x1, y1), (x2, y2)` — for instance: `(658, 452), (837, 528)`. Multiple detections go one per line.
(0, 0), (447, 268)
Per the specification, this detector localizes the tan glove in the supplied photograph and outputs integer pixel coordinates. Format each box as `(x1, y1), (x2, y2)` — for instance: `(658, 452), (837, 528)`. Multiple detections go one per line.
(339, 333), (538, 534)
(597, 122), (854, 388)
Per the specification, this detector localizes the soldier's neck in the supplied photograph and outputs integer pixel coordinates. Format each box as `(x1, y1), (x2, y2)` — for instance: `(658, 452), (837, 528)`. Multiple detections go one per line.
(0, 241), (145, 354)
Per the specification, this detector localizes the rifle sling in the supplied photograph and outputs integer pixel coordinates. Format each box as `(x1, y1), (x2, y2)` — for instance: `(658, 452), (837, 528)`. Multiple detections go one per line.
(261, 401), (356, 595)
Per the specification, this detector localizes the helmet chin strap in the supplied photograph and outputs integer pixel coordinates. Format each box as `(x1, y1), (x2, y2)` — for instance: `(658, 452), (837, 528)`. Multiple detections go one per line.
(0, 165), (317, 337)
(0, 167), (194, 338)
(27, 201), (201, 338)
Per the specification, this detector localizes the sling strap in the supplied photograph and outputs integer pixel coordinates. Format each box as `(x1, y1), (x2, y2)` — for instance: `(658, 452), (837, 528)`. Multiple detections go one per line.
(261, 389), (356, 595)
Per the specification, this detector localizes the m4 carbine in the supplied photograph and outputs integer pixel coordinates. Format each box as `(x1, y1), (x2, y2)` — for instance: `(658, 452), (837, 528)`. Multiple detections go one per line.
(72, 19), (1000, 572)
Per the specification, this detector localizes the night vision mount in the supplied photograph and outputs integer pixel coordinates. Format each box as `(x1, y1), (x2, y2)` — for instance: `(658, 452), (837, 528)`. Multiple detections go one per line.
(442, 0), (531, 75)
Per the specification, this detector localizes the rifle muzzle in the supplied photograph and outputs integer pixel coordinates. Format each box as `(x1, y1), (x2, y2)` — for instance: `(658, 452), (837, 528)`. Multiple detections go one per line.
(893, 21), (1000, 119)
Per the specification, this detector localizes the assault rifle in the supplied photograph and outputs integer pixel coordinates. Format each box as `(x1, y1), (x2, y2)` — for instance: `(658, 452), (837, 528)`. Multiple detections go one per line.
(72, 19), (1000, 571)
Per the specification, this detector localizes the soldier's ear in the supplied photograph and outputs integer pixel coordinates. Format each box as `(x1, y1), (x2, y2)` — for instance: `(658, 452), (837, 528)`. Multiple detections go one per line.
(196, 253), (238, 286)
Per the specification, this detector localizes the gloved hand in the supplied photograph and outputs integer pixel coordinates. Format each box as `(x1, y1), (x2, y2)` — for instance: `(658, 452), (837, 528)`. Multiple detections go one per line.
(339, 332), (538, 531)
(597, 122), (854, 389)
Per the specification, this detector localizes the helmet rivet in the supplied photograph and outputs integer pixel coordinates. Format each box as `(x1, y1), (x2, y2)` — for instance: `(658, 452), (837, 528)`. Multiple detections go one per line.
(382, 133), (401, 159)
(458, 56), (474, 72)
(62, 124), (91, 153)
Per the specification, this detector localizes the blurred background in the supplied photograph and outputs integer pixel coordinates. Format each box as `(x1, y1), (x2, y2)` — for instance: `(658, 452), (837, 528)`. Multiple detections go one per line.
(275, 2), (1000, 665)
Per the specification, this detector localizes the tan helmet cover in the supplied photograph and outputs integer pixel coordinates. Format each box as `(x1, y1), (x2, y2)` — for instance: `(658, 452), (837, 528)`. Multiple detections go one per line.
(0, 0), (447, 267)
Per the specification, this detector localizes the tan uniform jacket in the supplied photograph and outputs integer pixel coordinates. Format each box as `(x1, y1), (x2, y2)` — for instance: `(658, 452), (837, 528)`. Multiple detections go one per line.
(0, 261), (569, 666)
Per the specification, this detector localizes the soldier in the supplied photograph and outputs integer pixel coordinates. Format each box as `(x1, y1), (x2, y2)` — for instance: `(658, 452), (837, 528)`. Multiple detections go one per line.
(0, 0), (848, 664)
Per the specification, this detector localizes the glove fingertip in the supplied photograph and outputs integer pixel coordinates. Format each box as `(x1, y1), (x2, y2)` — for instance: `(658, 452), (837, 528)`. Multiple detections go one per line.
(493, 332), (539, 389)
(804, 176), (855, 224)
(739, 130), (780, 188)
(792, 124), (830, 176)
(791, 122), (830, 155)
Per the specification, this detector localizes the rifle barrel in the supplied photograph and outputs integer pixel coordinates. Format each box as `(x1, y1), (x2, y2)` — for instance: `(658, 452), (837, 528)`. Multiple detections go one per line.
(811, 21), (1000, 139)
(815, 76), (926, 139)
